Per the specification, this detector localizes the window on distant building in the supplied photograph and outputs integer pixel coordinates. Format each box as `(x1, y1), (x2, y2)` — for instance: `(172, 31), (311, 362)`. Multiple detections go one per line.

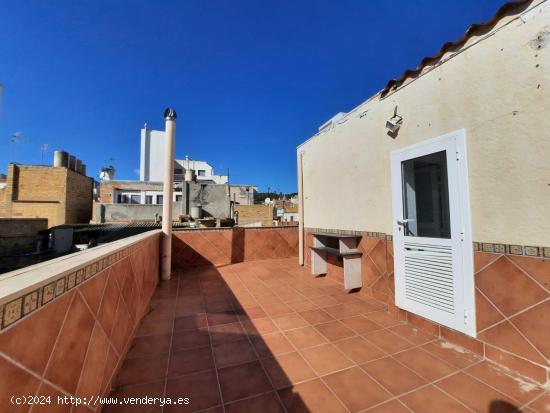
(175, 195), (183, 202)
(117, 194), (129, 204)
(175, 168), (183, 175)
(145, 195), (153, 204)
(197, 170), (206, 176)
(130, 195), (140, 204)
(157, 195), (163, 204)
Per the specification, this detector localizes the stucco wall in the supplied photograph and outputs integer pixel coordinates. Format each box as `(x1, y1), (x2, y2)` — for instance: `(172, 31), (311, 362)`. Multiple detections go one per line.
(298, 2), (550, 247)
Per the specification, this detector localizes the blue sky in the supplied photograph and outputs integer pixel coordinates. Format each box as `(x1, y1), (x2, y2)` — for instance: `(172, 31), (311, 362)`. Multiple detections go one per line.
(0, 0), (505, 192)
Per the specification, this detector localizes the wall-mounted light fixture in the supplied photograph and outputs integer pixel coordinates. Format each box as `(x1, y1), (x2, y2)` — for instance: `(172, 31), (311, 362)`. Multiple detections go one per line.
(386, 106), (403, 133)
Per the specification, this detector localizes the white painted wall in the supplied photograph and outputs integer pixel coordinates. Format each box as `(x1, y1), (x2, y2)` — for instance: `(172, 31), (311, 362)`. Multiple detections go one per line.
(140, 128), (166, 181)
(140, 127), (228, 184)
(298, 1), (550, 247)
(177, 158), (228, 184)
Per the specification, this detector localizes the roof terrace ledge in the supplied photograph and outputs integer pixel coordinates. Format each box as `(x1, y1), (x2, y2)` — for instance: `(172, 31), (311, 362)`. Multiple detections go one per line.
(0, 229), (161, 306)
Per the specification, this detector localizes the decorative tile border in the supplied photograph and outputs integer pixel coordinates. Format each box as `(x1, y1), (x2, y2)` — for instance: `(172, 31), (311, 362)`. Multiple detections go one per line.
(473, 242), (550, 258)
(0, 238), (151, 331)
(305, 228), (549, 258)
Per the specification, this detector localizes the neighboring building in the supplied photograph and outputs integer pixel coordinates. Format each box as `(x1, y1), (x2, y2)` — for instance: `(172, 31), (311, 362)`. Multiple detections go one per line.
(94, 179), (231, 222)
(229, 185), (257, 205)
(140, 125), (228, 184)
(298, 0), (549, 381)
(280, 202), (299, 223)
(235, 204), (276, 227)
(0, 153), (93, 228)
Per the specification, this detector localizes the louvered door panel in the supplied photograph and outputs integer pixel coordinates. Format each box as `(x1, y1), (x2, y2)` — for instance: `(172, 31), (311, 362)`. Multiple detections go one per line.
(404, 241), (454, 314)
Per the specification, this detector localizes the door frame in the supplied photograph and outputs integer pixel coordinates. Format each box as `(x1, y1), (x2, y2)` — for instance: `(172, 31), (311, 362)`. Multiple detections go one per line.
(390, 129), (476, 337)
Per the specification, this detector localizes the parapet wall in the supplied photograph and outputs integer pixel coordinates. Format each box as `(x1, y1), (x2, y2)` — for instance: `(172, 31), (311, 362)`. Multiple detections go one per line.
(0, 230), (161, 410)
(172, 226), (299, 268)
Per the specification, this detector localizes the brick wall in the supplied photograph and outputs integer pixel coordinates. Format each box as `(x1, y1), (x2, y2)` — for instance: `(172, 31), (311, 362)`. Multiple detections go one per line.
(235, 204), (275, 226)
(0, 187), (6, 217)
(64, 169), (93, 224)
(1, 164), (92, 227)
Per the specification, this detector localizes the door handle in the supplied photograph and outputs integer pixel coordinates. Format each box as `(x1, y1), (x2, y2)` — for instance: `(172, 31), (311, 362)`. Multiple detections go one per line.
(397, 219), (414, 226)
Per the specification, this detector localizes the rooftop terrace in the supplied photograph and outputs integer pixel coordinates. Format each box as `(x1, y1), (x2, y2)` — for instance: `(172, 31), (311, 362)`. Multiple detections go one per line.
(105, 257), (547, 413)
(0, 227), (547, 412)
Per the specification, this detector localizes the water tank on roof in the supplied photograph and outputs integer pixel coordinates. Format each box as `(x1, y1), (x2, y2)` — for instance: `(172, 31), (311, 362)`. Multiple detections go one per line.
(53, 151), (68, 167)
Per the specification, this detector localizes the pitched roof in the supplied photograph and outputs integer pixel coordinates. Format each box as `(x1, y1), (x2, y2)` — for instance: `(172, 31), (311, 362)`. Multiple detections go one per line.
(380, 0), (534, 97)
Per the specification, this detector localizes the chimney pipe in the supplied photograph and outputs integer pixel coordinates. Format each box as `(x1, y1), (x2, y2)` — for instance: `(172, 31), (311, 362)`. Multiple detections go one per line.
(161, 108), (177, 281)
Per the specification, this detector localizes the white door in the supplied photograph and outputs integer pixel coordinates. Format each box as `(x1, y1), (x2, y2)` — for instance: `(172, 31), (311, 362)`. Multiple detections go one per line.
(391, 129), (476, 337)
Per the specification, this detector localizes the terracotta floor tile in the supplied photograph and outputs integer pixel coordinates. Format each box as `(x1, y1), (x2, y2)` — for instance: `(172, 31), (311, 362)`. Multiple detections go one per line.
(242, 317), (279, 336)
(360, 356), (427, 396)
(262, 352), (317, 388)
(400, 385), (471, 413)
(165, 370), (220, 413)
(174, 314), (207, 332)
(324, 367), (391, 412)
(464, 361), (544, 405)
(218, 361), (273, 402)
(365, 311), (401, 328)
(363, 330), (415, 354)
(126, 334), (171, 359)
(340, 315), (383, 334)
(309, 294), (340, 308)
(390, 323), (436, 345)
(206, 311), (240, 326)
(135, 318), (174, 337)
(324, 304), (362, 319)
(225, 392), (285, 413)
(104, 380), (164, 413)
(393, 347), (458, 382)
(298, 309), (334, 325)
(209, 322), (247, 344)
(278, 291), (308, 302)
(364, 400), (411, 413)
(315, 320), (356, 342)
(213, 339), (258, 368)
(272, 314), (309, 331)
(168, 347), (214, 378)
(286, 299), (318, 312)
(284, 326), (328, 349)
(252, 332), (295, 357)
(255, 293), (283, 304)
(239, 305), (266, 320)
(300, 343), (353, 375)
(278, 379), (347, 413)
(262, 302), (294, 317)
(171, 329), (210, 351)
(335, 336), (386, 364)
(421, 340), (481, 369)
(437, 372), (520, 413)
(114, 355), (168, 387)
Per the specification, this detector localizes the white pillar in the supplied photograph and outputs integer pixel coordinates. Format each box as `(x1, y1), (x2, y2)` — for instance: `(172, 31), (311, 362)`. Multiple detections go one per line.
(297, 151), (305, 266)
(161, 108), (177, 280)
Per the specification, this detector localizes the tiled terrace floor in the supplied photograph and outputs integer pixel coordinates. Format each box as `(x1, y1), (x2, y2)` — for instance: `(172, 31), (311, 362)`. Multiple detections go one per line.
(106, 258), (548, 413)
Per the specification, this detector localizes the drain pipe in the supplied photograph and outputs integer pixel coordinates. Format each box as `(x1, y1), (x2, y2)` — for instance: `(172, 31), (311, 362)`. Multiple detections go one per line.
(161, 108), (177, 280)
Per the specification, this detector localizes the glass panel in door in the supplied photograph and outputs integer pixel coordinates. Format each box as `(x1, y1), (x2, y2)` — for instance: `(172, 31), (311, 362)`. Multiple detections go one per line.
(401, 151), (451, 238)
